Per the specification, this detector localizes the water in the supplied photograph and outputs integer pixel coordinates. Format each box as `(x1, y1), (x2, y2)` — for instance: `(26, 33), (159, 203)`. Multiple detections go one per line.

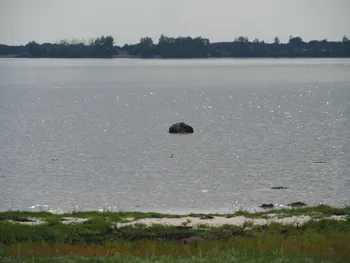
(0, 58), (349, 214)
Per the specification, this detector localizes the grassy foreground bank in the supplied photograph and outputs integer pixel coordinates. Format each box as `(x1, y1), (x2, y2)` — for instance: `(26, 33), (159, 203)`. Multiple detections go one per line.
(3, 253), (349, 263)
(1, 205), (350, 262)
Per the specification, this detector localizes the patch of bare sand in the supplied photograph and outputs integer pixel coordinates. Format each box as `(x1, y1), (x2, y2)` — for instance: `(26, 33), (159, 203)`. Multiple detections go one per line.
(61, 217), (89, 224)
(6, 215), (346, 226)
(8, 218), (45, 225)
(7, 217), (88, 225)
(117, 215), (346, 228)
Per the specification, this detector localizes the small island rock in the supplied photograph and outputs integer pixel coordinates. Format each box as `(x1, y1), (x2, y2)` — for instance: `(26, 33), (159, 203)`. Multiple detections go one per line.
(169, 122), (194, 134)
(271, 186), (288, 190)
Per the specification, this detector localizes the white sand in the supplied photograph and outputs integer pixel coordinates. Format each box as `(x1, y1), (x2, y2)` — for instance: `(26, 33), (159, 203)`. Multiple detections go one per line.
(116, 215), (309, 228)
(61, 217), (89, 224)
(8, 217), (88, 225)
(7, 214), (347, 226)
(117, 214), (347, 228)
(8, 218), (45, 225)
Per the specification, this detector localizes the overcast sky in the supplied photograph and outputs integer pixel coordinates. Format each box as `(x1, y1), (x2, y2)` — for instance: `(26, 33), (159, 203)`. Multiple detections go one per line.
(1, 0), (349, 45)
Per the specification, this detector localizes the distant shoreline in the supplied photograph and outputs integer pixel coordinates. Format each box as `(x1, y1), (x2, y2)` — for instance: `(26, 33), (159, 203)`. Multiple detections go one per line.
(2, 55), (350, 60)
(1, 34), (350, 59)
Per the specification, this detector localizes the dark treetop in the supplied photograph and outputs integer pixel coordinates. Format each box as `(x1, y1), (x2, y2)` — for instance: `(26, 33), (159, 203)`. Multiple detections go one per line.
(1, 35), (350, 58)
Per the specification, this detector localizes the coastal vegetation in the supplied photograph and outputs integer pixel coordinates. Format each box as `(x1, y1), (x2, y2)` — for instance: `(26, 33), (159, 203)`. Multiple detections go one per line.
(1, 35), (350, 59)
(1, 205), (350, 262)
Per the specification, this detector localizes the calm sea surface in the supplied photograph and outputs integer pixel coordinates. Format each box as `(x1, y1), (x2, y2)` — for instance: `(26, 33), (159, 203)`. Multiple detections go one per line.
(0, 58), (349, 213)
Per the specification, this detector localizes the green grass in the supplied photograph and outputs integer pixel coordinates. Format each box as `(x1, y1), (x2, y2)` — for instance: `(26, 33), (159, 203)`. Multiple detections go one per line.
(0, 211), (53, 222)
(2, 252), (348, 263)
(1, 218), (350, 259)
(0, 54), (22, 58)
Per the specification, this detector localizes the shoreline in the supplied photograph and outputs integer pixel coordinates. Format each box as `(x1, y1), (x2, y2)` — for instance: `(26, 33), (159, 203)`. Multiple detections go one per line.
(2, 56), (350, 60)
(2, 200), (347, 216)
(1, 204), (349, 227)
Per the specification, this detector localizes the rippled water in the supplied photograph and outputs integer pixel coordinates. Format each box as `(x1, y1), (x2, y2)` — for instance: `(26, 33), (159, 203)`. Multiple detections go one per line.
(0, 58), (349, 213)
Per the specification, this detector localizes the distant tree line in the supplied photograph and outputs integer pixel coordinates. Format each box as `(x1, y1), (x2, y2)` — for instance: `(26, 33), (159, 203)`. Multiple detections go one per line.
(1, 35), (350, 58)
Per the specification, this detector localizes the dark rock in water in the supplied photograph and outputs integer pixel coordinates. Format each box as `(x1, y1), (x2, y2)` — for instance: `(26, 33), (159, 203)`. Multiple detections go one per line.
(169, 122), (194, 134)
(271, 186), (288, 190)
(259, 203), (274, 209)
(287, 202), (307, 207)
